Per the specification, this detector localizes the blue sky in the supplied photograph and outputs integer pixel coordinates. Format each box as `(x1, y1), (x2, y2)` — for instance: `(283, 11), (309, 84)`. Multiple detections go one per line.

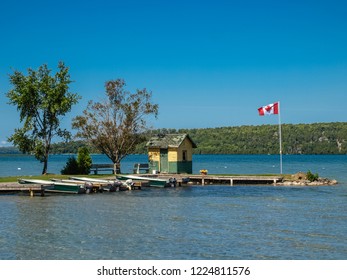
(1, 0), (346, 146)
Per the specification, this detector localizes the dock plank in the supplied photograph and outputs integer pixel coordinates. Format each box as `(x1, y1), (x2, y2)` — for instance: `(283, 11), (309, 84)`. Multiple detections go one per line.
(155, 174), (283, 186)
(0, 182), (45, 196)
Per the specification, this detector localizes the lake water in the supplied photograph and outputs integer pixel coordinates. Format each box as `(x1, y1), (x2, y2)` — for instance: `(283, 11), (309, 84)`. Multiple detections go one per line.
(1, 153), (346, 180)
(0, 154), (346, 260)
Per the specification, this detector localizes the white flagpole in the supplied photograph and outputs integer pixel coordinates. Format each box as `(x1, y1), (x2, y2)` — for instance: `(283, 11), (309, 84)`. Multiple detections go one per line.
(278, 101), (283, 174)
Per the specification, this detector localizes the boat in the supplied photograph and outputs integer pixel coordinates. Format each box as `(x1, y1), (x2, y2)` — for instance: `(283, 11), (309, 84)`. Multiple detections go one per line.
(51, 178), (99, 193)
(116, 174), (175, 187)
(69, 177), (131, 191)
(18, 179), (86, 194)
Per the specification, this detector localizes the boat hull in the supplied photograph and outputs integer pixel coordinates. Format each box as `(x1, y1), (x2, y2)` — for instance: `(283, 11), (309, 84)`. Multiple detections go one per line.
(69, 177), (130, 192)
(116, 175), (168, 187)
(19, 179), (86, 194)
(45, 184), (86, 194)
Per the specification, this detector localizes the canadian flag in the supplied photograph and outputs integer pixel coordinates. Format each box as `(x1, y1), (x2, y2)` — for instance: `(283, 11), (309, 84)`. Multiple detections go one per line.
(258, 102), (279, 116)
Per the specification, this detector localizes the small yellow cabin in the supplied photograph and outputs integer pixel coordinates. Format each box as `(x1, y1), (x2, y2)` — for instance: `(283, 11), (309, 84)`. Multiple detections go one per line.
(146, 134), (197, 174)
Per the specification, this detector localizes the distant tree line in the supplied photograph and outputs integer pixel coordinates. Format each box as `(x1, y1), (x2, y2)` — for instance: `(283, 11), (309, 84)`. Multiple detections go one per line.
(2, 122), (347, 155)
(182, 122), (347, 154)
(139, 122), (347, 155)
(52, 122), (347, 155)
(0, 147), (20, 154)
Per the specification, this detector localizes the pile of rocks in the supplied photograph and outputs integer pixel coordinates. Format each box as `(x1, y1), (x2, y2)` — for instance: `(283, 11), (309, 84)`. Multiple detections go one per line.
(277, 172), (338, 186)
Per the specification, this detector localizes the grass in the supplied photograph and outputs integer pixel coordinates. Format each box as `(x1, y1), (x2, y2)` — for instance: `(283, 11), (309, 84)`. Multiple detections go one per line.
(0, 173), (291, 183)
(0, 174), (117, 183)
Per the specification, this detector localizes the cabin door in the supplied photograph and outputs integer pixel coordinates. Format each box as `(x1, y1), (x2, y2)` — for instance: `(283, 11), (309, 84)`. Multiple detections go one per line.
(160, 149), (169, 173)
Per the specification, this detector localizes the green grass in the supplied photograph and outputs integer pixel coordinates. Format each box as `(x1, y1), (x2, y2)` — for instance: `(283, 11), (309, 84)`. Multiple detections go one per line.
(0, 174), (117, 183)
(0, 173), (291, 183)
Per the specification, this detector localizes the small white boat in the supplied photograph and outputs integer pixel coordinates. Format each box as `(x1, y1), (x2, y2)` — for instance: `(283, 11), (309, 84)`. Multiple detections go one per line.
(18, 178), (86, 194)
(69, 177), (131, 191)
(116, 174), (176, 187)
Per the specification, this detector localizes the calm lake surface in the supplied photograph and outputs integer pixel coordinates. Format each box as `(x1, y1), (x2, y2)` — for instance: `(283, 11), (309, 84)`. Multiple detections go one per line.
(0, 154), (346, 260)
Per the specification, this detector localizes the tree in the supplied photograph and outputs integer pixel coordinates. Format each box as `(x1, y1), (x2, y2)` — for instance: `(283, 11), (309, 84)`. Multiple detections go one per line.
(6, 62), (80, 174)
(72, 79), (158, 173)
(77, 147), (92, 174)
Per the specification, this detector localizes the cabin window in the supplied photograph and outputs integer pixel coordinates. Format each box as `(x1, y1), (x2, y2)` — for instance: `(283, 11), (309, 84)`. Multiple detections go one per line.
(182, 150), (187, 161)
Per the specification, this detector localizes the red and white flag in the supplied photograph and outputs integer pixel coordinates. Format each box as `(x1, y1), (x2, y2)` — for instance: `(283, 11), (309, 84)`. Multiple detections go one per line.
(258, 102), (279, 116)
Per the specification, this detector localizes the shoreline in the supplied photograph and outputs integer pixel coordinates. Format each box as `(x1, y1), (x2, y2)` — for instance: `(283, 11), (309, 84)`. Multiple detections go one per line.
(0, 170), (339, 197)
(277, 171), (338, 186)
(0, 172), (339, 186)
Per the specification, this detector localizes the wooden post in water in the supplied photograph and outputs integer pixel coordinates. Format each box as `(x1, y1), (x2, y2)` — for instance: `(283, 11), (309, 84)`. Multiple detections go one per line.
(230, 179), (233, 186)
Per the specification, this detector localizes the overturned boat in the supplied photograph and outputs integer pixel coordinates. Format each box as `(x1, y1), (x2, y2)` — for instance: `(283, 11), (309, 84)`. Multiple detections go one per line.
(69, 177), (133, 192)
(116, 174), (176, 187)
(18, 178), (86, 194)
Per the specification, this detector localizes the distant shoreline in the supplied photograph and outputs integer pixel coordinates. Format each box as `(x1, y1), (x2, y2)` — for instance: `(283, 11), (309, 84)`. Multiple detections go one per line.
(2, 122), (347, 155)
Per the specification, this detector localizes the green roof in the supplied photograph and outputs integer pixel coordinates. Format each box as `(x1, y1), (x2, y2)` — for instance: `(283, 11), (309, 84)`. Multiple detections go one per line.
(146, 134), (197, 149)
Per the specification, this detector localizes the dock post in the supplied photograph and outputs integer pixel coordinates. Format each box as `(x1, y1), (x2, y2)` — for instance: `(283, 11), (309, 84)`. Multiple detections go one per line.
(30, 189), (34, 197)
(230, 179), (233, 186)
(202, 178), (205, 186)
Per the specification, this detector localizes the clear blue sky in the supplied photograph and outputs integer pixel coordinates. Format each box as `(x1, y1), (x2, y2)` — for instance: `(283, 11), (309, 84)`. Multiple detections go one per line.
(1, 0), (346, 146)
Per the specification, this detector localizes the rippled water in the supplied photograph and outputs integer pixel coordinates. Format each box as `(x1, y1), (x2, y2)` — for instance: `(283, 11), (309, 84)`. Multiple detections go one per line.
(1, 185), (346, 260)
(0, 155), (346, 260)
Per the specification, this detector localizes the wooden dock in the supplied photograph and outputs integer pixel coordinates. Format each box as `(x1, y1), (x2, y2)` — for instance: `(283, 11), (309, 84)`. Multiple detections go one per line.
(188, 175), (283, 186)
(146, 174), (283, 186)
(0, 175), (284, 197)
(133, 180), (150, 188)
(0, 182), (45, 196)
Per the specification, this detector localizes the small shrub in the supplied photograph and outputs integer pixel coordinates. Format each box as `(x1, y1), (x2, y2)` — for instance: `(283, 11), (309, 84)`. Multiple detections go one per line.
(61, 147), (92, 175)
(306, 170), (319, 182)
(61, 157), (80, 175)
(77, 147), (92, 174)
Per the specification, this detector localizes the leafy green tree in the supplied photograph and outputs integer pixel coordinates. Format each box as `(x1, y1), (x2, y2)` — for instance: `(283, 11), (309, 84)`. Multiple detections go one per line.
(77, 147), (92, 174)
(6, 62), (80, 174)
(72, 78), (158, 173)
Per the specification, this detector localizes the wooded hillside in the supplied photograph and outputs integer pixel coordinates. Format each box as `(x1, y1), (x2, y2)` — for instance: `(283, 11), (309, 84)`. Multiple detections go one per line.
(2, 122), (347, 155)
(144, 122), (347, 154)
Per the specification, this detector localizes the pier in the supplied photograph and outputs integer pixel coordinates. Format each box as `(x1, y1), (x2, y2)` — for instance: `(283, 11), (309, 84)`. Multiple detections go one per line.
(189, 175), (283, 186)
(0, 175), (285, 196)
(143, 174), (284, 186)
(0, 182), (45, 196)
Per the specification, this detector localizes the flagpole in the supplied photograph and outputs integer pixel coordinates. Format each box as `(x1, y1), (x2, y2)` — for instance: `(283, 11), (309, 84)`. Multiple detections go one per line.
(278, 101), (283, 174)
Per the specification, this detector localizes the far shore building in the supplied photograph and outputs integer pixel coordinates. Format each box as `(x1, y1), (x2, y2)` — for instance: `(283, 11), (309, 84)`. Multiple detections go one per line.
(146, 134), (197, 174)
